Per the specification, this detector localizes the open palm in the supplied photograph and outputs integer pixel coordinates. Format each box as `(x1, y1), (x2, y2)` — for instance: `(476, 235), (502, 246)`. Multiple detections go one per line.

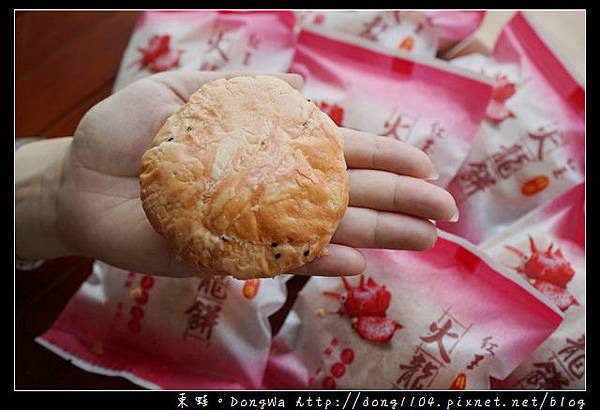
(56, 70), (457, 278)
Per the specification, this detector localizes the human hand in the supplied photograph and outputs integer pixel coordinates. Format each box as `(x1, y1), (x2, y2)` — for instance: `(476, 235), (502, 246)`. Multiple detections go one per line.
(47, 71), (457, 277)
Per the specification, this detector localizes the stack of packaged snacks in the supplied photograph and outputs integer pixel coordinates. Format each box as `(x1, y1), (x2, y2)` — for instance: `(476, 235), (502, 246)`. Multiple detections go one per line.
(36, 10), (584, 390)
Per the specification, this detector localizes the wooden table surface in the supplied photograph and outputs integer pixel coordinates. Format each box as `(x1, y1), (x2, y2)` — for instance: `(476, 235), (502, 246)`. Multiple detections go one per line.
(16, 11), (144, 389)
(15, 10), (585, 390)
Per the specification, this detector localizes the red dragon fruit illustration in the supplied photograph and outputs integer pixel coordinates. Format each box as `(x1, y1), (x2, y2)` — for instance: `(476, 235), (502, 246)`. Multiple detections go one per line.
(531, 280), (578, 312)
(130, 34), (184, 73)
(505, 236), (578, 311)
(323, 275), (402, 343)
(318, 101), (344, 127)
(485, 73), (517, 125)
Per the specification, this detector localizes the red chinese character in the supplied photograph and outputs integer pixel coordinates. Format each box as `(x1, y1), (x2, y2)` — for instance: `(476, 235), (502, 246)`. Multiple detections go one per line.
(196, 276), (228, 301)
(184, 300), (221, 342)
(200, 25), (236, 71)
(491, 144), (532, 179)
(527, 362), (570, 389)
(412, 362), (438, 389)
(395, 352), (439, 390)
(420, 123), (445, 154)
(558, 335), (585, 379)
(420, 319), (459, 364)
(457, 161), (497, 197)
(359, 12), (402, 41)
(552, 166), (568, 179)
(381, 111), (414, 141)
(466, 354), (485, 370)
(211, 276), (228, 300)
(395, 352), (426, 389)
(197, 276), (212, 296)
(242, 33), (261, 66)
(206, 26), (233, 63)
(481, 336), (498, 356)
(359, 14), (386, 41)
(429, 122), (444, 139)
(420, 138), (435, 155)
(527, 126), (562, 161)
(414, 14), (435, 34)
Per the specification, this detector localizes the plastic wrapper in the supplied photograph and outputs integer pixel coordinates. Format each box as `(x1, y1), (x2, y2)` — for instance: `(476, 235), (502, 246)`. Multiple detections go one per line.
(37, 262), (289, 389)
(290, 27), (493, 188)
(113, 10), (297, 92)
(295, 10), (485, 56)
(437, 12), (585, 243)
(480, 183), (585, 389)
(265, 231), (563, 389)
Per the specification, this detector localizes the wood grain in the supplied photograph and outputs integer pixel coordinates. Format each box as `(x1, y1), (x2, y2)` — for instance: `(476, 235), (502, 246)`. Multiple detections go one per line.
(15, 11), (139, 137)
(16, 11), (141, 390)
(40, 80), (116, 137)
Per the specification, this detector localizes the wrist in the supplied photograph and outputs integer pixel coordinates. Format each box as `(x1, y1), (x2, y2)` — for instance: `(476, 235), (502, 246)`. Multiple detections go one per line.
(16, 137), (73, 260)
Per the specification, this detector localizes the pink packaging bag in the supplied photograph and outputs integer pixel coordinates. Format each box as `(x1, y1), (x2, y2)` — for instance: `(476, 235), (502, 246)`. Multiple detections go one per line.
(290, 27), (493, 188)
(437, 12), (585, 244)
(37, 262), (289, 389)
(294, 10), (485, 56)
(479, 183), (585, 389)
(113, 10), (297, 92)
(265, 231), (563, 390)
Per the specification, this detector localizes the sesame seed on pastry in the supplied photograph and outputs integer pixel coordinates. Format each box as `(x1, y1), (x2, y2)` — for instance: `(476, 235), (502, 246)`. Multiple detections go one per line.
(139, 75), (349, 279)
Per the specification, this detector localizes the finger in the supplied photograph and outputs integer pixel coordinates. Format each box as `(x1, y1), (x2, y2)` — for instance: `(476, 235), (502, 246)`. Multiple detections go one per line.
(165, 243), (366, 278)
(332, 207), (438, 251)
(148, 70), (304, 102)
(348, 169), (458, 221)
(342, 128), (437, 179)
(287, 244), (366, 277)
(97, 195), (363, 278)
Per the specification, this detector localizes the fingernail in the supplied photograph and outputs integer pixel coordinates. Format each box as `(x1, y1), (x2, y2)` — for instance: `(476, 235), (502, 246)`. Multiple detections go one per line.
(426, 164), (439, 181)
(449, 209), (460, 222)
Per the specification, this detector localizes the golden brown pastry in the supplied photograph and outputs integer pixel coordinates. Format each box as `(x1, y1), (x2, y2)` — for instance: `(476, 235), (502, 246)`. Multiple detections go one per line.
(139, 75), (349, 279)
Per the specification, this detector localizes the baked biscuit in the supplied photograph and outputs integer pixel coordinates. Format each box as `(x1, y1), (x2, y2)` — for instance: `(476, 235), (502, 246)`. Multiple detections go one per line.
(139, 75), (349, 279)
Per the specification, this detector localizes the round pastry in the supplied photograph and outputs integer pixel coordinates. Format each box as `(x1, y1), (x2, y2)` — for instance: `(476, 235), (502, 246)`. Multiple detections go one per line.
(139, 75), (349, 279)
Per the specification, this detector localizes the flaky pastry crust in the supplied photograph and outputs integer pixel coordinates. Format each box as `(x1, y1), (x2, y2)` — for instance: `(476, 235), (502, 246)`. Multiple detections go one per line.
(140, 75), (349, 279)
